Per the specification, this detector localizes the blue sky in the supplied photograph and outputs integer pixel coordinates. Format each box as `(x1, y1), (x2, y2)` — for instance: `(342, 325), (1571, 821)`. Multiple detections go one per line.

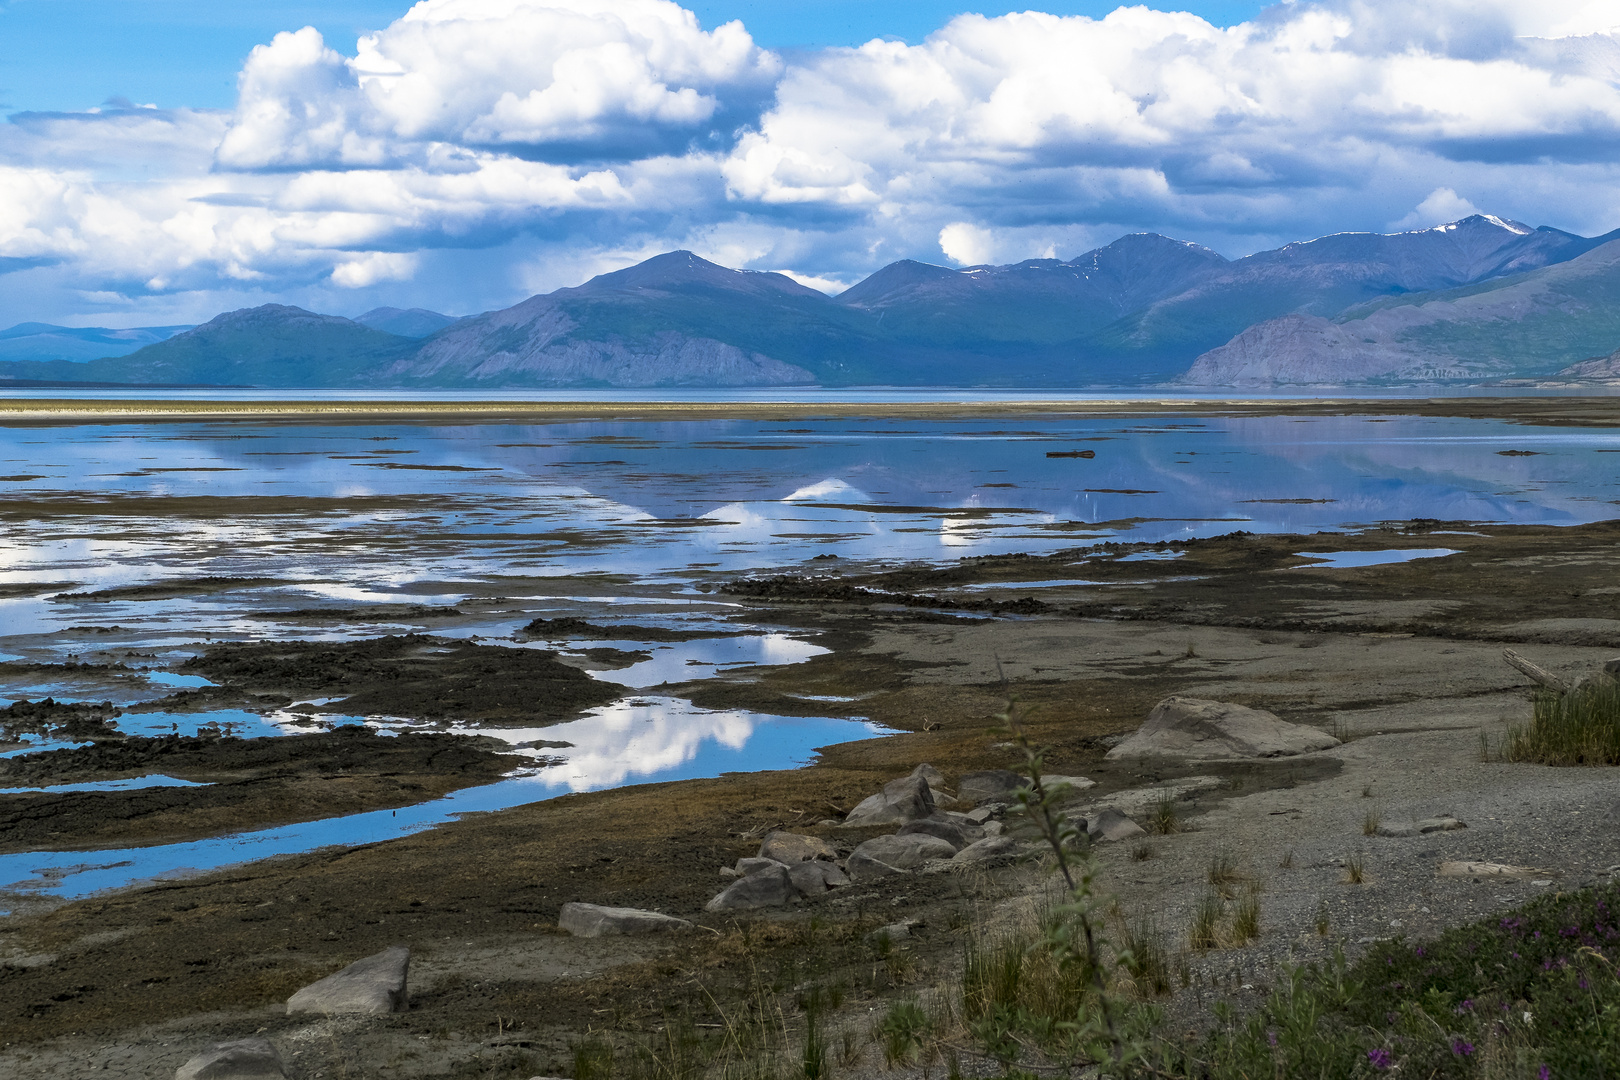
(0, 1), (1268, 111)
(0, 0), (1617, 327)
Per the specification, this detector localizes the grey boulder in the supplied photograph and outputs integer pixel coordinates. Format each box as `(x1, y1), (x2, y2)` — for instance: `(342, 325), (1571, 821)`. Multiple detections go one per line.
(911, 763), (958, 806)
(1084, 808), (1146, 842)
(707, 864), (800, 910)
(1106, 696), (1340, 761)
(287, 945), (409, 1015)
(787, 860), (850, 895)
(758, 831), (838, 864)
(897, 817), (978, 851)
(840, 774), (935, 828)
(558, 903), (693, 938)
(175, 1039), (286, 1080)
(735, 856), (789, 877)
(953, 835), (1018, 862)
(957, 770), (1024, 805)
(847, 833), (958, 882)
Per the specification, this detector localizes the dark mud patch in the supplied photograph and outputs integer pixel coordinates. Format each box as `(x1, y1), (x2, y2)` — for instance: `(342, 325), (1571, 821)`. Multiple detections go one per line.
(125, 688), (292, 715)
(50, 578), (282, 603)
(0, 582), (76, 600)
(0, 699), (123, 744)
(0, 727), (524, 853)
(249, 605), (466, 622)
(519, 616), (746, 642)
(0, 660), (131, 679)
(819, 521), (1620, 645)
(717, 576), (1050, 616)
(182, 635), (624, 725)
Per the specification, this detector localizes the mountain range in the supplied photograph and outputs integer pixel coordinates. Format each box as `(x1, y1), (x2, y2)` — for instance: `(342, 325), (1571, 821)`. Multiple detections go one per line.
(3, 215), (1618, 388)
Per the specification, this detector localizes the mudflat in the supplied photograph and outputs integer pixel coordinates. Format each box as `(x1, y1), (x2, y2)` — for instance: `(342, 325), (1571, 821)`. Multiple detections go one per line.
(1, 512), (1618, 1077)
(1, 395), (1618, 1078)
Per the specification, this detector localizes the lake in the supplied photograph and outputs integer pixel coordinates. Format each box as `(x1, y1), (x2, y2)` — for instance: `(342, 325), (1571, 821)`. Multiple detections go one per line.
(1, 405), (1616, 902)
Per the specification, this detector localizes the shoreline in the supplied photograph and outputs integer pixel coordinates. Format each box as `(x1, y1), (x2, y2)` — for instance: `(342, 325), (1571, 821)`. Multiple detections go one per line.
(1, 394), (1619, 426)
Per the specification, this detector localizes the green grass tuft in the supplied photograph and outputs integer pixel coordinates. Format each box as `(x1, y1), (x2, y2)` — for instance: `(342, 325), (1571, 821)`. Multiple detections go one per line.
(1505, 683), (1620, 766)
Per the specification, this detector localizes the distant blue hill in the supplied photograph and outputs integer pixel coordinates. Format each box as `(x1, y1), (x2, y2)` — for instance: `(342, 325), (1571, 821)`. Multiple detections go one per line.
(0, 322), (193, 363)
(3, 215), (1617, 388)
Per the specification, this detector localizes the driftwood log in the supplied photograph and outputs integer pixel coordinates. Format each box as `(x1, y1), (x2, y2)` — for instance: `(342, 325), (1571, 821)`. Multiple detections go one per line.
(1502, 649), (1569, 694)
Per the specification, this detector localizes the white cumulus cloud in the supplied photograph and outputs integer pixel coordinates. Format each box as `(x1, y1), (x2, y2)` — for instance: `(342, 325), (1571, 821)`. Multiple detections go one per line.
(1, 0), (1619, 327)
(216, 0), (780, 170)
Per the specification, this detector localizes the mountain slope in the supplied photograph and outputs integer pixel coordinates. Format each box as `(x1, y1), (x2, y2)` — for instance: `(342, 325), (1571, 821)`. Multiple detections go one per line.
(835, 235), (1228, 349)
(389, 251), (877, 387)
(1089, 216), (1618, 367)
(1182, 238), (1620, 385)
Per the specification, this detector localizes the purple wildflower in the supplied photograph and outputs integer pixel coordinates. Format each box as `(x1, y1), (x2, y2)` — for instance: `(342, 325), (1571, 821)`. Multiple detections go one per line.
(1266, 1030), (1277, 1048)
(1367, 1048), (1394, 1070)
(1451, 1038), (1475, 1057)
(1539, 1066), (1551, 1080)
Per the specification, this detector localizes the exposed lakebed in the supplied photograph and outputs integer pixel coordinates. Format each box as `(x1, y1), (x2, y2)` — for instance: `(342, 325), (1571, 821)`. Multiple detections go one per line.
(1, 409), (1618, 905)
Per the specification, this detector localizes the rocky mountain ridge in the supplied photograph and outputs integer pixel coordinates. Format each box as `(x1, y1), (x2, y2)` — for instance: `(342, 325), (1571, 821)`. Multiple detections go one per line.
(3, 216), (1617, 388)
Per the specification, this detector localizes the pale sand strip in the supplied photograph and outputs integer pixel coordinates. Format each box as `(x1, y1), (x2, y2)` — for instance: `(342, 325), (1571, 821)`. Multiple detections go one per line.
(0, 395), (1617, 425)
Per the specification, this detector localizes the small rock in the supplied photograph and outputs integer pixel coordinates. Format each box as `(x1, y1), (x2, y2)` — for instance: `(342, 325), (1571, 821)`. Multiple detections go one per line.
(1041, 774), (1096, 794)
(1416, 817), (1466, 833)
(707, 864), (800, 910)
(287, 945), (409, 1015)
(897, 817), (978, 851)
(558, 903), (693, 938)
(868, 921), (913, 944)
(719, 866), (740, 879)
(1532, 880), (1553, 887)
(965, 807), (994, 824)
(175, 1039), (286, 1080)
(817, 818), (842, 827)
(1084, 808), (1146, 842)
(982, 820), (1004, 836)
(953, 835), (1018, 862)
(1604, 657), (1620, 676)
(911, 763), (947, 789)
(840, 773), (937, 828)
(735, 856), (788, 877)
(957, 769), (1024, 805)
(759, 831), (838, 864)
(1107, 696), (1340, 760)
